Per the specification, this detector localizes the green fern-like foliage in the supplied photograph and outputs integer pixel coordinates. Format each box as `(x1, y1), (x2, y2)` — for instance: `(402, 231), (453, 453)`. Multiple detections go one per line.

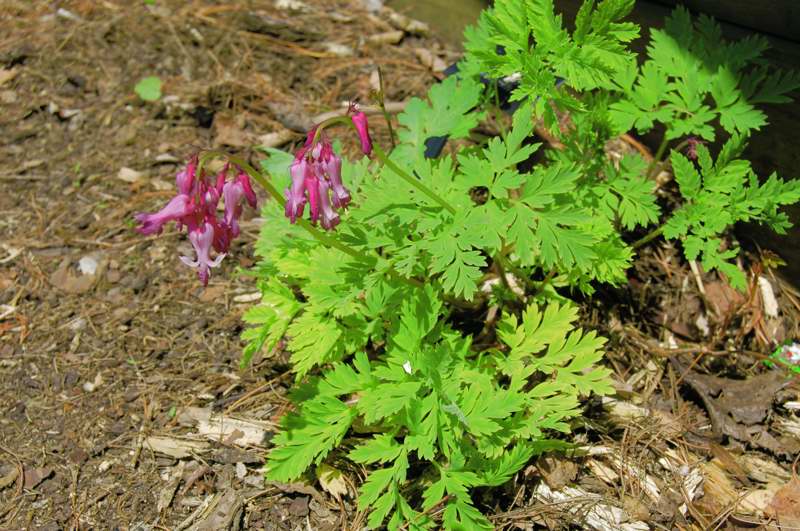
(609, 6), (800, 140)
(663, 136), (800, 289)
(240, 1), (800, 527)
(267, 286), (611, 529)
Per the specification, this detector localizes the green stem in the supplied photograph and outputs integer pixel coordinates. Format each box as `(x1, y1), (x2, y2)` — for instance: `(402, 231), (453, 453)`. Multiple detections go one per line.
(372, 144), (457, 215)
(631, 225), (664, 249)
(215, 153), (422, 287)
(377, 67), (397, 148)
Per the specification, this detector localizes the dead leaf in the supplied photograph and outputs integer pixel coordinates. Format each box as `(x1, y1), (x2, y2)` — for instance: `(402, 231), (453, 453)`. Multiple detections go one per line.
(536, 455), (578, 490)
(671, 357), (789, 453)
(23, 466), (53, 489)
(709, 443), (748, 483)
(0, 68), (17, 87)
(705, 280), (745, 317)
(177, 406), (273, 447)
(768, 478), (800, 528)
(199, 285), (226, 303)
(0, 466), (19, 489)
(316, 463), (348, 500)
(213, 117), (255, 148)
(50, 258), (100, 294)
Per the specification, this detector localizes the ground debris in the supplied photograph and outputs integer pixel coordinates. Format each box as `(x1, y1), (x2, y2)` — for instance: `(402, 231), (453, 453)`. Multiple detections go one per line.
(145, 436), (211, 459)
(177, 406), (274, 447)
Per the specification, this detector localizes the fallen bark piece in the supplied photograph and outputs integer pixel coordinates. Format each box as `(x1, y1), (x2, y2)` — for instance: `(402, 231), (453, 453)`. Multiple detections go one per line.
(367, 30), (404, 45)
(177, 406), (274, 447)
(23, 466), (53, 489)
(145, 436), (210, 459)
(533, 483), (649, 531)
(190, 489), (244, 531)
(157, 461), (185, 513)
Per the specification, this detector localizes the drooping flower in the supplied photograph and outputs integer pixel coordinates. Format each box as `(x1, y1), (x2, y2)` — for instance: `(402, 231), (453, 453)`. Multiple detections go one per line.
(135, 194), (193, 235)
(180, 221), (226, 286)
(135, 157), (258, 286)
(283, 110), (369, 229)
(285, 157), (308, 223)
(350, 110), (372, 155)
(685, 137), (706, 160)
(318, 179), (340, 230)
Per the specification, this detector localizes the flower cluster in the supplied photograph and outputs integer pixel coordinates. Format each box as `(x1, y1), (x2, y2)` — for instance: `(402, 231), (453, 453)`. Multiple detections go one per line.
(135, 157), (257, 285)
(285, 108), (372, 230)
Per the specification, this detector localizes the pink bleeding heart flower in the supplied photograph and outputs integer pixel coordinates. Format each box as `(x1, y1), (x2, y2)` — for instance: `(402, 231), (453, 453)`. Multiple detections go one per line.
(285, 157), (309, 223)
(323, 153), (350, 209)
(318, 179), (340, 230)
(135, 156), (258, 286)
(222, 179), (245, 238)
(180, 221), (225, 286)
(350, 111), (372, 155)
(305, 171), (322, 224)
(236, 169), (258, 208)
(135, 194), (193, 235)
(176, 155), (197, 195)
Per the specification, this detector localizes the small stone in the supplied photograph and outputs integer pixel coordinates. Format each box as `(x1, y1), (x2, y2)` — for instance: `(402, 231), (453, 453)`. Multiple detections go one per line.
(78, 256), (98, 275)
(117, 167), (144, 183)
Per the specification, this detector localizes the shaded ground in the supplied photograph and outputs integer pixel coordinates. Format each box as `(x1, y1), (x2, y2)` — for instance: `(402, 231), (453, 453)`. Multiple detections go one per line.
(1, 1), (800, 530)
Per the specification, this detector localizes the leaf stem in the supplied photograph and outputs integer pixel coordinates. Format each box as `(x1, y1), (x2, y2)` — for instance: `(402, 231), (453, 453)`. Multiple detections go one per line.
(631, 225), (664, 249)
(372, 144), (457, 215)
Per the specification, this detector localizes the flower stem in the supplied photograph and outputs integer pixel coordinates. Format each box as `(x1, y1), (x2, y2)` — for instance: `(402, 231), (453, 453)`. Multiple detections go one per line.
(372, 144), (457, 215)
(215, 153), (422, 287)
(631, 225), (664, 249)
(376, 67), (397, 148)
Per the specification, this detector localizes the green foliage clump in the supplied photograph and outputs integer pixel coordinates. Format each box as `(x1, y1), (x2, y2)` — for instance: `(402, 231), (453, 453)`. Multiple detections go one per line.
(239, 0), (800, 528)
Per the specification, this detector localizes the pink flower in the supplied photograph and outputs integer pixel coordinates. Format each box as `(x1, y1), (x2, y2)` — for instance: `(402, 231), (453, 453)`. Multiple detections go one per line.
(176, 156), (197, 195)
(222, 180), (245, 238)
(350, 111), (372, 155)
(323, 153), (350, 208)
(135, 156), (258, 285)
(285, 158), (308, 223)
(685, 137), (706, 160)
(135, 194), (192, 235)
(180, 222), (225, 286)
(318, 180), (340, 230)
(236, 170), (258, 209)
(305, 171), (321, 224)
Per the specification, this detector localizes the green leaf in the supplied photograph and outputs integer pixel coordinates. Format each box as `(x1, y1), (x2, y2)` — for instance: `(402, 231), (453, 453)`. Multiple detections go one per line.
(349, 434), (403, 465)
(134, 76), (162, 101)
(240, 278), (302, 367)
(266, 396), (355, 482)
(671, 151), (701, 199)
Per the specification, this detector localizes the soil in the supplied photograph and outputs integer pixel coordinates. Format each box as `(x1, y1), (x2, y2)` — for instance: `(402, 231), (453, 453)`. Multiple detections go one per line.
(1, 1), (799, 531)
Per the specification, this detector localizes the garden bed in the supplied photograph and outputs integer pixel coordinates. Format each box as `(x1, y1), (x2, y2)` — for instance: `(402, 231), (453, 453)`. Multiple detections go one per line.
(1, 1), (799, 530)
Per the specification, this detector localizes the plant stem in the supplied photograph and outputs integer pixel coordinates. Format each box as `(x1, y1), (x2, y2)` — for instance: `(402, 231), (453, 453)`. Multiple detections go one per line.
(376, 67), (397, 148)
(372, 144), (457, 215)
(219, 153), (422, 288)
(646, 136), (670, 179)
(631, 225), (664, 249)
